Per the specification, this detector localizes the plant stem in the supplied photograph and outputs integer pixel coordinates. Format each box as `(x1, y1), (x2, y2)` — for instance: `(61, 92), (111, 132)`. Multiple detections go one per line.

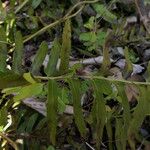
(0, 132), (19, 150)
(15, 0), (29, 14)
(23, 0), (100, 43)
(34, 75), (150, 86)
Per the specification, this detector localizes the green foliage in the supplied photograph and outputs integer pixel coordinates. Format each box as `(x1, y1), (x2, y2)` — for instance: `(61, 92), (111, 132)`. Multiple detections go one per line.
(128, 86), (150, 149)
(0, 0), (150, 149)
(45, 38), (61, 76)
(79, 16), (107, 51)
(12, 31), (24, 74)
(91, 79), (107, 148)
(0, 107), (7, 131)
(0, 71), (28, 89)
(0, 26), (7, 72)
(124, 47), (133, 77)
(13, 83), (43, 102)
(115, 83), (131, 150)
(59, 19), (71, 74)
(32, 0), (42, 9)
(47, 145), (55, 150)
(69, 79), (86, 137)
(31, 41), (48, 74)
(92, 3), (117, 23)
(47, 80), (58, 145)
(57, 87), (69, 113)
(84, 16), (95, 30)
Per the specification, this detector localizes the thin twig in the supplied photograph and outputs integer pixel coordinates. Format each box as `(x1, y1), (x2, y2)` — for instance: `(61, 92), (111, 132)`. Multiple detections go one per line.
(64, 0), (100, 18)
(85, 142), (95, 150)
(0, 40), (12, 46)
(23, 0), (100, 43)
(0, 132), (19, 150)
(15, 0), (29, 14)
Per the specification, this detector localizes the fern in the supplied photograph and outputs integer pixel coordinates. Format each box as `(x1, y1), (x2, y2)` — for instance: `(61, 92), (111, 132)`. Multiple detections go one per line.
(0, 26), (7, 72)
(45, 38), (61, 76)
(47, 80), (58, 145)
(59, 19), (71, 74)
(100, 31), (112, 75)
(68, 79), (86, 137)
(91, 79), (107, 149)
(31, 41), (48, 74)
(128, 85), (150, 149)
(116, 83), (131, 150)
(12, 31), (24, 74)
(123, 47), (133, 78)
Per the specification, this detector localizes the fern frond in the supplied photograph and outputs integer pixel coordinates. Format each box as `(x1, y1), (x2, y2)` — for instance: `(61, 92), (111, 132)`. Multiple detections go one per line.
(59, 19), (71, 74)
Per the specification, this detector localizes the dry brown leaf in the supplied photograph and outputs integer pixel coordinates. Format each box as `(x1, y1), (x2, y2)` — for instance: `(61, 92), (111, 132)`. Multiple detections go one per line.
(125, 75), (145, 102)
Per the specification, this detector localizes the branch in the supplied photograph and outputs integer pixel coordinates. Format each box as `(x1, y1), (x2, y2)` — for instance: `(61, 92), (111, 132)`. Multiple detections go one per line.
(0, 132), (19, 150)
(34, 75), (150, 86)
(23, 0), (100, 43)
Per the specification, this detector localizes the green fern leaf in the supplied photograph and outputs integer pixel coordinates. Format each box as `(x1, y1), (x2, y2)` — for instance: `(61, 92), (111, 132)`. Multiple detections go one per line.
(115, 118), (126, 150)
(45, 38), (61, 76)
(13, 83), (43, 102)
(0, 26), (7, 72)
(106, 118), (113, 150)
(31, 41), (48, 74)
(116, 83), (131, 150)
(12, 31), (24, 74)
(123, 47), (133, 78)
(47, 80), (58, 145)
(0, 71), (28, 89)
(68, 79), (86, 137)
(128, 86), (150, 149)
(59, 19), (71, 74)
(91, 79), (107, 148)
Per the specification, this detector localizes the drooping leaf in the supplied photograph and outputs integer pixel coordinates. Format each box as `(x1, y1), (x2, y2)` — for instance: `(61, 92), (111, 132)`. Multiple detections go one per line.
(100, 30), (112, 75)
(115, 83), (131, 150)
(23, 72), (36, 84)
(106, 117), (113, 150)
(0, 71), (29, 89)
(115, 118), (126, 150)
(45, 38), (61, 76)
(91, 79), (107, 148)
(59, 19), (71, 74)
(13, 83), (43, 102)
(128, 86), (150, 149)
(47, 80), (58, 145)
(12, 31), (24, 74)
(0, 26), (7, 72)
(2, 86), (21, 96)
(68, 79), (86, 137)
(31, 41), (48, 74)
